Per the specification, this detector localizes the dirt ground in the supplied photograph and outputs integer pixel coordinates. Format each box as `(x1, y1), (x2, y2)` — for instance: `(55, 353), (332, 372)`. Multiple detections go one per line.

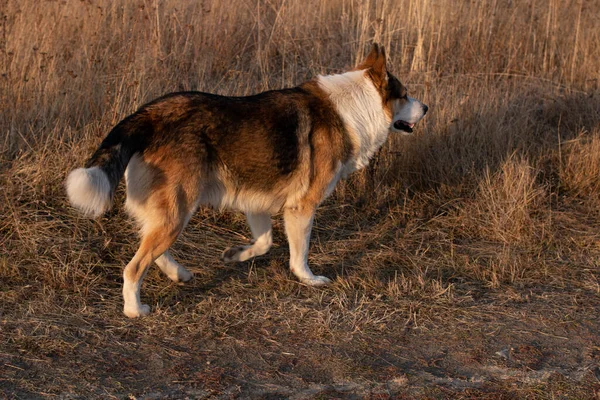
(2, 198), (600, 399)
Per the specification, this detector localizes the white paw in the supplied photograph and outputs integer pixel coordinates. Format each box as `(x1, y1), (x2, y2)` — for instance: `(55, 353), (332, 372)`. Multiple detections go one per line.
(221, 245), (252, 263)
(177, 268), (193, 283)
(123, 304), (151, 318)
(301, 275), (332, 286)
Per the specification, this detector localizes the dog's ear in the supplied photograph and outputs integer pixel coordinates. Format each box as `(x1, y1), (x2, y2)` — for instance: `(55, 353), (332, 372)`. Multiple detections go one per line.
(358, 43), (387, 77)
(357, 43), (388, 90)
(358, 43), (380, 69)
(357, 43), (388, 91)
(372, 44), (387, 78)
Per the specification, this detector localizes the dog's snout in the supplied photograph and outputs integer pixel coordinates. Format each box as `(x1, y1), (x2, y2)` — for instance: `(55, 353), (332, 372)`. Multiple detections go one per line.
(423, 104), (429, 114)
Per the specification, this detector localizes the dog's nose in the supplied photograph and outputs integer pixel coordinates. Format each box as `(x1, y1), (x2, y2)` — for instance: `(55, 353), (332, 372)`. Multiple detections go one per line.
(423, 104), (429, 114)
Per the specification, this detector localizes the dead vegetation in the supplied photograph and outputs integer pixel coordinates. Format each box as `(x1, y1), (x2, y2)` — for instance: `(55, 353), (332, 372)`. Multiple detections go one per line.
(1, 0), (600, 398)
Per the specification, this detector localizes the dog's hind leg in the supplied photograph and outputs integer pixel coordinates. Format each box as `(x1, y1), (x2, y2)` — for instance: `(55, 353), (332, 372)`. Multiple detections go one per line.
(283, 206), (331, 286)
(122, 181), (196, 317)
(122, 223), (186, 318)
(124, 154), (199, 312)
(155, 250), (193, 283)
(222, 212), (272, 263)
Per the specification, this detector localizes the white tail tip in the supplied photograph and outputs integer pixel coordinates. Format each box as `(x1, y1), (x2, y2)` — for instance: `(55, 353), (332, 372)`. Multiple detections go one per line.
(66, 167), (112, 218)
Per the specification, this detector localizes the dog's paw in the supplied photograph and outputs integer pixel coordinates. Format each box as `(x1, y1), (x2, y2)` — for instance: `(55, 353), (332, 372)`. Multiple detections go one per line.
(165, 267), (194, 283)
(221, 245), (252, 263)
(301, 275), (332, 286)
(123, 304), (151, 318)
(177, 268), (194, 283)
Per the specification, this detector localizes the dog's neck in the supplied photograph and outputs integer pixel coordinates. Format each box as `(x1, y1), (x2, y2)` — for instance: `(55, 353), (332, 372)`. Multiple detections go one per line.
(316, 69), (391, 171)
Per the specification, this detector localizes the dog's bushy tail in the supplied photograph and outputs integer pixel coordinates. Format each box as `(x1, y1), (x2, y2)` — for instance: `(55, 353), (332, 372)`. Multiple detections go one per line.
(66, 113), (151, 217)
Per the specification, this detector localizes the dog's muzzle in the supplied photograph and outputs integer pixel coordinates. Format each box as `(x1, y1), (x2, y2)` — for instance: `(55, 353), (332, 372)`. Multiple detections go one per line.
(393, 103), (428, 133)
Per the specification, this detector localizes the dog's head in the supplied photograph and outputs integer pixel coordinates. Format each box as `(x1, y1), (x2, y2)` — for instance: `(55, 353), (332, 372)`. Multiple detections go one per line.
(358, 44), (428, 135)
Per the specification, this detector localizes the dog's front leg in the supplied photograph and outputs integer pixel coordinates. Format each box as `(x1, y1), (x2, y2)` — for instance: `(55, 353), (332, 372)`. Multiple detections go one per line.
(283, 207), (331, 286)
(222, 212), (272, 262)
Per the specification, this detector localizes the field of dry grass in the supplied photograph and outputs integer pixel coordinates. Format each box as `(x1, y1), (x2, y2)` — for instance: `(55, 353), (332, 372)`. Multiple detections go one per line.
(2, 0), (600, 398)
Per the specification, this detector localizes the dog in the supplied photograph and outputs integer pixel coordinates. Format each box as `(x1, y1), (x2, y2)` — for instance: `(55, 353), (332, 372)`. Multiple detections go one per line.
(66, 44), (428, 318)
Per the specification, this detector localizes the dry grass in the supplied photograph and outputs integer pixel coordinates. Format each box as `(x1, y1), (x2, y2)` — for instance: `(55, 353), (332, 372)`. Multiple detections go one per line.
(2, 0), (600, 398)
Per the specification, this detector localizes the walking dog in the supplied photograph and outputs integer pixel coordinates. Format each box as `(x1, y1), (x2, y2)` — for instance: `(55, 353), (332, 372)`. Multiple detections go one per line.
(66, 44), (428, 317)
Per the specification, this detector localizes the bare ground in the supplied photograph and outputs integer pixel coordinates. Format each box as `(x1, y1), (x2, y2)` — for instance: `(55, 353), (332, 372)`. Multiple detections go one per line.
(2, 186), (600, 398)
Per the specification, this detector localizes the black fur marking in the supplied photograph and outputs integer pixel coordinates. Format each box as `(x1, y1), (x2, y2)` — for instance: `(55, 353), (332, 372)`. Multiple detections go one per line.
(85, 114), (153, 196)
(386, 72), (407, 101)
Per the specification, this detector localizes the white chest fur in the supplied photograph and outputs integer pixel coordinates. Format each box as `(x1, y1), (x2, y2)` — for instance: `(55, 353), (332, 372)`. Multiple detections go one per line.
(317, 70), (391, 171)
